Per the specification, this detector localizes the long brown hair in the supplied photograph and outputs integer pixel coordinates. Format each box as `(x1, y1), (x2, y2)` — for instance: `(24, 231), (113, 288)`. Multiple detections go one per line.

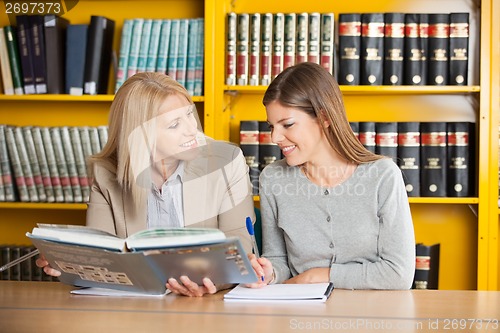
(89, 72), (193, 205)
(263, 62), (382, 163)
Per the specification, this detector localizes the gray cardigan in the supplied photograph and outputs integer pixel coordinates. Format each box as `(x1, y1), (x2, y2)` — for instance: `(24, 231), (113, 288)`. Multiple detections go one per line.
(259, 158), (416, 289)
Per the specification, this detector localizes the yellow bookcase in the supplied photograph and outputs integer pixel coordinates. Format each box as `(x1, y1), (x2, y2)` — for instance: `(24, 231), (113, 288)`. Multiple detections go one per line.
(0, 0), (498, 290)
(0, 0), (212, 241)
(212, 0), (498, 290)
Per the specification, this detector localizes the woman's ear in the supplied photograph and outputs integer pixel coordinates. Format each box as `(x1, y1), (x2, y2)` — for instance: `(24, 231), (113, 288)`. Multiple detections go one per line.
(318, 110), (331, 128)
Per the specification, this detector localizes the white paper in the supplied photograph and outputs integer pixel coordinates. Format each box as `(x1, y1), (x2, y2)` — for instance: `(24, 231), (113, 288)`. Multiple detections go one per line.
(70, 287), (170, 297)
(224, 283), (332, 302)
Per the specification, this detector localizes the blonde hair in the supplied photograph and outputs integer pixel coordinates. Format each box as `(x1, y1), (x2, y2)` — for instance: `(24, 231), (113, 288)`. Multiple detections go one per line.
(89, 72), (193, 206)
(263, 62), (382, 164)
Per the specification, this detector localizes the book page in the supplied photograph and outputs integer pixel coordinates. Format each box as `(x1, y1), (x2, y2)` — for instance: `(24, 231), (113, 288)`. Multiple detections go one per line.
(27, 225), (126, 251)
(126, 227), (226, 250)
(71, 287), (170, 297)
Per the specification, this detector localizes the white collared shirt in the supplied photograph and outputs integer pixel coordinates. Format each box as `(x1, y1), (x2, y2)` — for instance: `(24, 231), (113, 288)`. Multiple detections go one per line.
(147, 162), (185, 229)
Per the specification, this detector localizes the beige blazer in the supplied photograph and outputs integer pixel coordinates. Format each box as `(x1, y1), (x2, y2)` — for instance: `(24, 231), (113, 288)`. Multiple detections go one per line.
(86, 140), (255, 252)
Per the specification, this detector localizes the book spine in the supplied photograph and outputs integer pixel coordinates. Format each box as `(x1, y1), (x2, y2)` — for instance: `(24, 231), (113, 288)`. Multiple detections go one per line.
(70, 126), (90, 202)
(0, 27), (14, 95)
(349, 122), (359, 139)
(115, 19), (133, 92)
(44, 15), (69, 95)
(248, 13), (261, 86)
(404, 14), (426, 85)
(126, 18), (144, 78)
(146, 19), (162, 73)
(320, 13), (335, 75)
(78, 127), (94, 191)
(50, 127), (74, 202)
(360, 13), (384, 85)
(307, 12), (320, 65)
(40, 127), (64, 202)
(65, 24), (88, 95)
(259, 13), (273, 86)
(21, 126), (46, 201)
(259, 120), (282, 170)
(99, 17), (115, 94)
(358, 121), (376, 153)
(271, 13), (284, 80)
(84, 16), (105, 95)
(60, 126), (83, 202)
(136, 19), (153, 73)
(236, 13), (249, 86)
(14, 126), (38, 202)
(0, 125), (15, 201)
(295, 13), (308, 65)
(88, 126), (101, 155)
(185, 19), (198, 95)
(413, 243), (440, 290)
(5, 126), (28, 201)
(375, 122), (398, 163)
(428, 14), (450, 85)
(193, 18), (204, 96)
(447, 122), (471, 197)
(3, 26), (24, 95)
(240, 121), (260, 195)
(404, 14), (417, 85)
(420, 122), (447, 197)
(29, 15), (47, 94)
(226, 13), (237, 85)
(16, 15), (36, 94)
(1, 246), (11, 280)
(155, 19), (171, 74)
(21, 246), (34, 281)
(97, 126), (108, 150)
(175, 19), (190, 87)
(31, 126), (55, 202)
(398, 122), (421, 197)
(283, 13), (296, 71)
(9, 247), (21, 281)
(383, 13), (405, 85)
(449, 13), (469, 85)
(0, 157), (4, 201)
(167, 20), (180, 80)
(338, 13), (361, 85)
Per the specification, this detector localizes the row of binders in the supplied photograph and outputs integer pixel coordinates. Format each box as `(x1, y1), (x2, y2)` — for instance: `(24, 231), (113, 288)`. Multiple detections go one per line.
(239, 120), (474, 198)
(0, 245), (57, 282)
(0, 15), (115, 96)
(0, 125), (108, 203)
(115, 18), (204, 96)
(0, 15), (205, 96)
(226, 12), (469, 87)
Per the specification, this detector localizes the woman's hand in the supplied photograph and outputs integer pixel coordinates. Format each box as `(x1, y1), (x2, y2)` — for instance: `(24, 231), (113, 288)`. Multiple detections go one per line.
(245, 253), (274, 288)
(35, 255), (62, 277)
(284, 267), (330, 284)
(166, 276), (217, 297)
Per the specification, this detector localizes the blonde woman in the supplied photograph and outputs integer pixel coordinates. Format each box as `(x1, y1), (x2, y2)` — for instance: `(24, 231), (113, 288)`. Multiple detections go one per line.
(248, 62), (415, 290)
(38, 72), (255, 297)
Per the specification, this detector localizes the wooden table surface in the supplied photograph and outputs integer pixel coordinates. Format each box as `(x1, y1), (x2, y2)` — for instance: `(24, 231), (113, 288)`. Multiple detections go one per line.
(1, 281), (499, 332)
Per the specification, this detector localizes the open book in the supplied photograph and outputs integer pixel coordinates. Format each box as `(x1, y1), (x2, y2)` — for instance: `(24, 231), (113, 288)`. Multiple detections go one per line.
(27, 224), (258, 295)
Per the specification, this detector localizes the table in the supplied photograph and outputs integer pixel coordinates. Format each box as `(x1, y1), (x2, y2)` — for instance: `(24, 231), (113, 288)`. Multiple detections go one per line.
(1, 282), (499, 332)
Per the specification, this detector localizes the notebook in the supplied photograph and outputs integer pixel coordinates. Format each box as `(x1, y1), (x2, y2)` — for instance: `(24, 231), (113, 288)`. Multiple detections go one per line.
(224, 282), (334, 303)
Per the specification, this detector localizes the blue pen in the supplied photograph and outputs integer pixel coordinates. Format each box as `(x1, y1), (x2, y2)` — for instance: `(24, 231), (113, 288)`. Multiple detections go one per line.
(246, 216), (264, 281)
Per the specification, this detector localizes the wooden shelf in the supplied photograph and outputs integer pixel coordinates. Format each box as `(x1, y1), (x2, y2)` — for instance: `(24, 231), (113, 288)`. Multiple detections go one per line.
(0, 203), (87, 210)
(253, 196), (479, 204)
(225, 85), (481, 95)
(0, 95), (205, 102)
